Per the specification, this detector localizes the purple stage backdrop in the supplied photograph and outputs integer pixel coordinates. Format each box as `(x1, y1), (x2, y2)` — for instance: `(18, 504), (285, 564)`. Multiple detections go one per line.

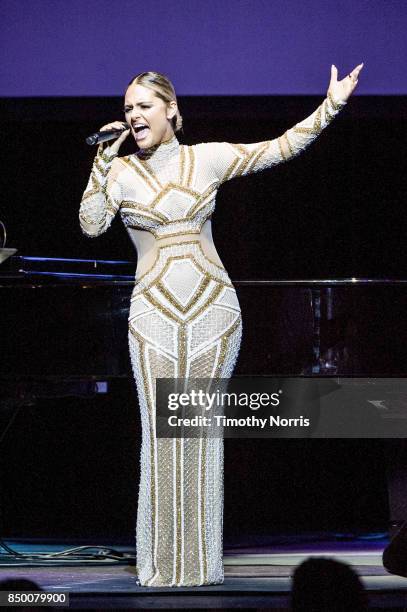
(1, 0), (406, 97)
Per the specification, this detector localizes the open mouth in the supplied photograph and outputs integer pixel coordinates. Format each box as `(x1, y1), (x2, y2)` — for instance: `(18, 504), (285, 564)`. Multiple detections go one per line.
(133, 124), (150, 140)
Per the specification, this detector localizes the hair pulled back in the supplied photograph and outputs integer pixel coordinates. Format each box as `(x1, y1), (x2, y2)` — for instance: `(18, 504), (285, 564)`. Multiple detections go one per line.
(127, 71), (183, 133)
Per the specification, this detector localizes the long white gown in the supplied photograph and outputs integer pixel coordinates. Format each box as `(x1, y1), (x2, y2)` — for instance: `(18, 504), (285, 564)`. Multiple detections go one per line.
(79, 92), (346, 587)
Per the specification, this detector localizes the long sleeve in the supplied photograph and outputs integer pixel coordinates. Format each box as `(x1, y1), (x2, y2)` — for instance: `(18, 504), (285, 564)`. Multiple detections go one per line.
(203, 93), (347, 184)
(79, 144), (122, 238)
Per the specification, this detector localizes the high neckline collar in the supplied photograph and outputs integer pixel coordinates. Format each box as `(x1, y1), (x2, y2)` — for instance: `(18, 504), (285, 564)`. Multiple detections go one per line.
(136, 134), (179, 162)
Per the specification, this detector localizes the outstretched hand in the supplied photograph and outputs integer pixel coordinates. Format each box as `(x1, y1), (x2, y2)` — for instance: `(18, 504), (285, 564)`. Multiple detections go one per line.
(327, 63), (364, 103)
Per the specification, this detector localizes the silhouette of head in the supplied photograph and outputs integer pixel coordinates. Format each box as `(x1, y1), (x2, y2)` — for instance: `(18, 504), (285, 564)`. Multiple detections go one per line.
(291, 557), (368, 611)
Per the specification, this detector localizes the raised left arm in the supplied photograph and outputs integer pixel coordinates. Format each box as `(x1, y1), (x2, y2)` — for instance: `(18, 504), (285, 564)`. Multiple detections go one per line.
(204, 63), (363, 184)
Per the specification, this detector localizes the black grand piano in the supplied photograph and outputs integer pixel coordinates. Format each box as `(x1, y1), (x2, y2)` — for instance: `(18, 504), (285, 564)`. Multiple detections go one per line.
(2, 253), (407, 379)
(1, 253), (407, 540)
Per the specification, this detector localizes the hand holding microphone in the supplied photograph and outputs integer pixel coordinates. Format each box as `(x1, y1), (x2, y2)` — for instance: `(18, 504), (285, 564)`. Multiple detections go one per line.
(86, 121), (130, 154)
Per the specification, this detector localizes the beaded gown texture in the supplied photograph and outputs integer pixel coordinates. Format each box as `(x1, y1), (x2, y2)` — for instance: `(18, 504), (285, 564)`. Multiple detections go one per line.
(79, 93), (346, 587)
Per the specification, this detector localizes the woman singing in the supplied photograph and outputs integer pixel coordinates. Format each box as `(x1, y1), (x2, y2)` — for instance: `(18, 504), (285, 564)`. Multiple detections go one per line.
(79, 64), (363, 587)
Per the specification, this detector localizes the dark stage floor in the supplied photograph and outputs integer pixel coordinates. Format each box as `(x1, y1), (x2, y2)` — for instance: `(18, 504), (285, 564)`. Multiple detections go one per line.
(0, 536), (406, 609)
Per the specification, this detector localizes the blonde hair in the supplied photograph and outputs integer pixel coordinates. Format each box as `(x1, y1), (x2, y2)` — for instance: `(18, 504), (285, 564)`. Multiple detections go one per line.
(127, 71), (183, 133)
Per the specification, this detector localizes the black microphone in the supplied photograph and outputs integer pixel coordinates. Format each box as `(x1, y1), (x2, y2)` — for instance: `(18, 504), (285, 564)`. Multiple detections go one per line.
(86, 124), (129, 146)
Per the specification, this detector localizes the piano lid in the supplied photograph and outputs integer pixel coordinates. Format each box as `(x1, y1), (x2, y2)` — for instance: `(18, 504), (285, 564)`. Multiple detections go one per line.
(0, 254), (137, 284)
(1, 255), (407, 286)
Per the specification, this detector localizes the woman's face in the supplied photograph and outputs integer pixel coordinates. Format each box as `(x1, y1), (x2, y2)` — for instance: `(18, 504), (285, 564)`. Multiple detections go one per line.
(124, 83), (177, 149)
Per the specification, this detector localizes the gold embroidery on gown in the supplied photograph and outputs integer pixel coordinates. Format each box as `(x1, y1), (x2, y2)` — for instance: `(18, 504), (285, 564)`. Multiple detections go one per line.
(79, 94), (346, 586)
